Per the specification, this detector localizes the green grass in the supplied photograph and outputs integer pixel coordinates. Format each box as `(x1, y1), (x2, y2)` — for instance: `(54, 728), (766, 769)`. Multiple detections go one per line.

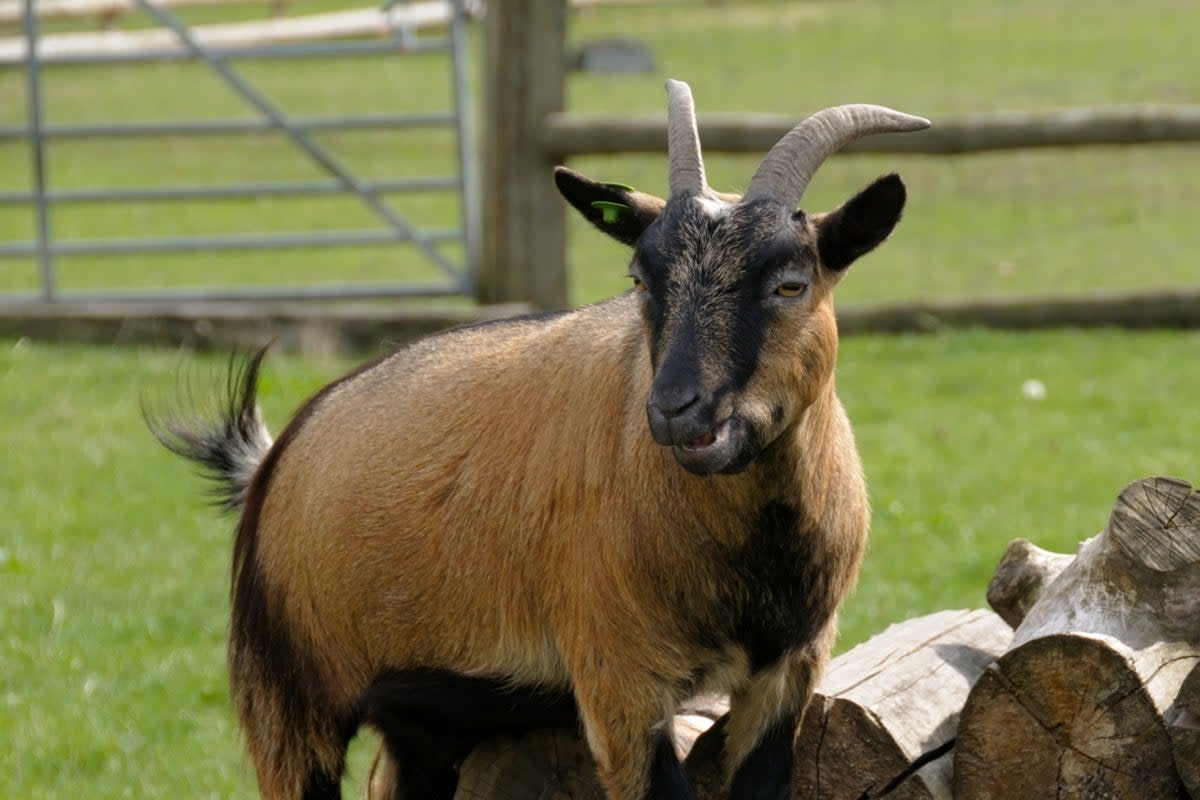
(2, 0), (1199, 304)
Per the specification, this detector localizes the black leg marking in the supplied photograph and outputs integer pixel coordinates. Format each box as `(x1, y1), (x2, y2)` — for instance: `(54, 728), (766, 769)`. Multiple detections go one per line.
(301, 768), (342, 800)
(728, 714), (796, 800)
(358, 668), (580, 800)
(647, 731), (700, 800)
(360, 668), (579, 735)
(298, 712), (358, 800)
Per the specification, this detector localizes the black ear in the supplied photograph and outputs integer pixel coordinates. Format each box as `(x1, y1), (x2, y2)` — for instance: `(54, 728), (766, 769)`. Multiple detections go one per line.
(554, 166), (664, 247)
(816, 173), (907, 271)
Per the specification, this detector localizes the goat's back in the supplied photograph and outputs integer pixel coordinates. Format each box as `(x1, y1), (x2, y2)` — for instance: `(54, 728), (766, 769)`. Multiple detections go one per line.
(246, 297), (666, 685)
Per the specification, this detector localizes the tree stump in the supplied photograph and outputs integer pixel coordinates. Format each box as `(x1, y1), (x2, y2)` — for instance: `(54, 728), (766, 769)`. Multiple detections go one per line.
(792, 608), (1012, 800)
(957, 476), (1200, 800)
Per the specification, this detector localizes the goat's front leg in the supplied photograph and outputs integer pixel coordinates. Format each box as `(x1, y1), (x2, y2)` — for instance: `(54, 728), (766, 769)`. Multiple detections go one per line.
(722, 640), (830, 800)
(571, 671), (699, 800)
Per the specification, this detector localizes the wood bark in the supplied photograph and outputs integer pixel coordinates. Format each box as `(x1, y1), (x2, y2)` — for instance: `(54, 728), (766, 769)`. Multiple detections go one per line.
(1169, 660), (1200, 798)
(478, 0), (568, 309)
(957, 476), (1200, 800)
(985, 538), (1073, 629)
(540, 106), (1200, 158)
(792, 609), (1011, 800)
(834, 287), (1200, 335)
(1010, 476), (1200, 649)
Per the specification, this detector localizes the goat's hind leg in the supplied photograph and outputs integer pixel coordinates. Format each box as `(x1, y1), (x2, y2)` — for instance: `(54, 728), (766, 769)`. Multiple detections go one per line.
(359, 668), (580, 800)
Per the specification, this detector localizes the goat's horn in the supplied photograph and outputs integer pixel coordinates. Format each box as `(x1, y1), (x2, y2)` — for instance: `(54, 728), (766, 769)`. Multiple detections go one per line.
(665, 79), (707, 197)
(743, 104), (930, 208)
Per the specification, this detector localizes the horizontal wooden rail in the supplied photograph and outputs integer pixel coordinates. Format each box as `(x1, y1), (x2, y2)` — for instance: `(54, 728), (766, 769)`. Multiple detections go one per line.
(835, 287), (1200, 334)
(541, 106), (1200, 157)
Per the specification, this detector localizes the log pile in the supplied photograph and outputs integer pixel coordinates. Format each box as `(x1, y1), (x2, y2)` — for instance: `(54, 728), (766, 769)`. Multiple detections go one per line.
(370, 477), (1200, 798)
(956, 476), (1200, 799)
(791, 609), (1011, 800)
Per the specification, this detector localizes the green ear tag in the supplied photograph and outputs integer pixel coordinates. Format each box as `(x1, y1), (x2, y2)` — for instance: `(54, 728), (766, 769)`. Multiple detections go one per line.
(602, 181), (636, 193)
(591, 200), (629, 224)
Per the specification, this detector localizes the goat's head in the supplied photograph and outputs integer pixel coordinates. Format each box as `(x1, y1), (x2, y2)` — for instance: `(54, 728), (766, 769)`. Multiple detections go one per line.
(556, 80), (929, 476)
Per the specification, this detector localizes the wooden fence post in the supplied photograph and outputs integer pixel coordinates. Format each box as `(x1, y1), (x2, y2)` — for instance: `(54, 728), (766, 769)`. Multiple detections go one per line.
(478, 0), (568, 310)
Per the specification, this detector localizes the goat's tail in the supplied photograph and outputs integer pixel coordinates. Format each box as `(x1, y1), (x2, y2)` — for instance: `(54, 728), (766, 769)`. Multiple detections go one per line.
(146, 347), (274, 511)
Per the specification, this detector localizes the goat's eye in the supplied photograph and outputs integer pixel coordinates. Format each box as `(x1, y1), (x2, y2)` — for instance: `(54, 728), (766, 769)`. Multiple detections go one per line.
(775, 282), (808, 298)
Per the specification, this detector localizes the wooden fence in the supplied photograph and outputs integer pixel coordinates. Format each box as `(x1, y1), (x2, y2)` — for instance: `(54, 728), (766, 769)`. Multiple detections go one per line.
(481, 5), (1200, 310)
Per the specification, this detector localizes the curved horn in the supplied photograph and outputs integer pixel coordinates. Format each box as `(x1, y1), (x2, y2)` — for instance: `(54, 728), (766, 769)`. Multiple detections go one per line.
(665, 79), (707, 197)
(743, 104), (930, 208)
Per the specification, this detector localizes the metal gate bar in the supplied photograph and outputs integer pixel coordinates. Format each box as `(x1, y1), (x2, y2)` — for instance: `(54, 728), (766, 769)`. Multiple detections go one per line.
(446, 0), (478, 291)
(132, 0), (459, 279)
(2, 37), (451, 66)
(0, 176), (460, 205)
(0, 227), (462, 257)
(6, 0), (476, 302)
(0, 112), (459, 141)
(22, 0), (55, 302)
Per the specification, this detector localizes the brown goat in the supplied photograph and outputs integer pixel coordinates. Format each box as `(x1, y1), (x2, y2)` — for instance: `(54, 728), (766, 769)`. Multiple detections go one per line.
(150, 81), (929, 800)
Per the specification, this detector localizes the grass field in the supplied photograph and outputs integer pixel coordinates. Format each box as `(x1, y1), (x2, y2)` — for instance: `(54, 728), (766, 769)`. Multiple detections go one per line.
(3, 0), (1200, 797)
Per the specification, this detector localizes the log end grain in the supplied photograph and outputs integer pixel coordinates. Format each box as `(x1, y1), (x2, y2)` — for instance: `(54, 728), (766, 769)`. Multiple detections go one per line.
(955, 633), (1186, 800)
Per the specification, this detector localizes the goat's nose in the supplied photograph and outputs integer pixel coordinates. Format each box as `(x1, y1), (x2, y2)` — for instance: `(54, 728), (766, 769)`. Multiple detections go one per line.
(649, 381), (699, 417)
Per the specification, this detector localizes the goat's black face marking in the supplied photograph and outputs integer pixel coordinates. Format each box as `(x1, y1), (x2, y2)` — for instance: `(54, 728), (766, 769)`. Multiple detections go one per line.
(634, 197), (813, 475)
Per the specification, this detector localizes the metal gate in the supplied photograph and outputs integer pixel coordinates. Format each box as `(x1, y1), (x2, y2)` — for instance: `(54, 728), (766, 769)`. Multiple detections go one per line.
(1, 0), (478, 302)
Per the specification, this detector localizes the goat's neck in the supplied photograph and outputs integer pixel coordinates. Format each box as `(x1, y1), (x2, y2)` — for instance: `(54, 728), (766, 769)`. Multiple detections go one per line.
(668, 378), (843, 539)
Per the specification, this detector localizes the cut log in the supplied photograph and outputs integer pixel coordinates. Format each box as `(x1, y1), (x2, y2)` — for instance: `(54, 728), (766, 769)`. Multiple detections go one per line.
(957, 476), (1200, 799)
(956, 633), (1197, 800)
(1169, 660), (1200, 798)
(792, 608), (1012, 800)
(1012, 477), (1200, 650)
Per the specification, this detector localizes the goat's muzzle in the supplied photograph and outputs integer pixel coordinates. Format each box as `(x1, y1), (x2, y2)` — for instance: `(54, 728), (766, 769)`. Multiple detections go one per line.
(646, 385), (754, 475)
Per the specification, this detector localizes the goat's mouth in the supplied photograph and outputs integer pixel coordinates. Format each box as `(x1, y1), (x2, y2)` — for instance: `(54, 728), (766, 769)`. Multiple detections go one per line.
(671, 417), (757, 476)
(678, 419), (729, 453)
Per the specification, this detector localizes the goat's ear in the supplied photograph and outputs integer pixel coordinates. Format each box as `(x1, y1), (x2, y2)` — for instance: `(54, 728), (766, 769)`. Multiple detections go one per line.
(554, 166), (664, 247)
(815, 173), (907, 271)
